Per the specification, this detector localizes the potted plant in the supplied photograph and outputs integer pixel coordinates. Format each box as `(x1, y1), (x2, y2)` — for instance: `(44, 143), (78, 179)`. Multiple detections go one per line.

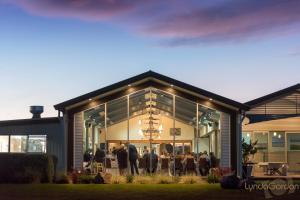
(242, 138), (257, 179)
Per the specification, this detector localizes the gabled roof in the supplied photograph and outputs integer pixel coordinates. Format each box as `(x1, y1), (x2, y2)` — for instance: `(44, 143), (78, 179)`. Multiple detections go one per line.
(245, 83), (300, 107)
(54, 70), (248, 111)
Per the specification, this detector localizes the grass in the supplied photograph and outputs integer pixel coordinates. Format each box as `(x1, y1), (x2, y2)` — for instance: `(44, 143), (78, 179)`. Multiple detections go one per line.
(0, 184), (299, 200)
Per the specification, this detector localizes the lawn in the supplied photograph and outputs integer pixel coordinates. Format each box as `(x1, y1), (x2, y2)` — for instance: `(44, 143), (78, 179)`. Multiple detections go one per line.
(0, 184), (299, 200)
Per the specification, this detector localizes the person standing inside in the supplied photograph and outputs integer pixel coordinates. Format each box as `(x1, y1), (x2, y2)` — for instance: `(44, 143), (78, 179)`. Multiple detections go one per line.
(116, 144), (128, 175)
(128, 143), (139, 175)
(146, 148), (158, 173)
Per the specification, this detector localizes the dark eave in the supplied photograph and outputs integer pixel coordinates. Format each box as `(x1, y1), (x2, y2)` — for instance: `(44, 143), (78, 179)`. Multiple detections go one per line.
(0, 117), (61, 127)
(247, 114), (300, 124)
(245, 83), (300, 107)
(54, 70), (248, 111)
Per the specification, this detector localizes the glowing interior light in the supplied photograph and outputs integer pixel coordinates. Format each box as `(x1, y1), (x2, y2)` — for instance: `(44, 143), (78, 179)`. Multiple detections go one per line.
(278, 134), (281, 139)
(246, 133), (250, 137)
(138, 119), (142, 125)
(138, 129), (143, 136)
(273, 132), (277, 136)
(159, 124), (163, 131)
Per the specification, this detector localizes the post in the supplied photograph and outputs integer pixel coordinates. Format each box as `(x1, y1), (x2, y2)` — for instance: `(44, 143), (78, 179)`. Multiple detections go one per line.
(173, 94), (176, 176)
(149, 89), (153, 175)
(196, 104), (199, 175)
(104, 103), (107, 172)
(127, 95), (130, 174)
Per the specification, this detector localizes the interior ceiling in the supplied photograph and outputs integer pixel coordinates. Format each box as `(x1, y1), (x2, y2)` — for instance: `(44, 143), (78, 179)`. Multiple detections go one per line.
(84, 88), (220, 127)
(247, 90), (300, 115)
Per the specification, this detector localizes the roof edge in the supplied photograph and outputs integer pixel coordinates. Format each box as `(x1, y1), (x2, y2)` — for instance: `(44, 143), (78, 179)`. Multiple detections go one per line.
(245, 83), (300, 107)
(54, 70), (248, 111)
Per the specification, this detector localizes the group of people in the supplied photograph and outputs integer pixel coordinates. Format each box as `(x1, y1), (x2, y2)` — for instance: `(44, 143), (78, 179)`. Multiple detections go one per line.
(113, 144), (159, 175)
(111, 143), (219, 176)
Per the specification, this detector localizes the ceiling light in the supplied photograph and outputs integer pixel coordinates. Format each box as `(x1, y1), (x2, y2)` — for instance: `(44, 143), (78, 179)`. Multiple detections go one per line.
(209, 98), (213, 101)
(89, 98), (92, 101)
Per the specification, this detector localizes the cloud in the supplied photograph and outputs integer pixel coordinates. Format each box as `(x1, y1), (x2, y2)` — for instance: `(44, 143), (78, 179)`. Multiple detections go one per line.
(6, 0), (149, 21)
(4, 0), (300, 45)
(143, 0), (300, 45)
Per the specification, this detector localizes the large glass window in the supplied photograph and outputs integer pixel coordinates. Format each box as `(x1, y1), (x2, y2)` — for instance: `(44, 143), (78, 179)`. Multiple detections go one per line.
(10, 135), (27, 153)
(198, 106), (221, 158)
(287, 133), (300, 172)
(28, 135), (47, 153)
(83, 104), (106, 154)
(0, 136), (9, 152)
(81, 87), (225, 175)
(268, 131), (285, 162)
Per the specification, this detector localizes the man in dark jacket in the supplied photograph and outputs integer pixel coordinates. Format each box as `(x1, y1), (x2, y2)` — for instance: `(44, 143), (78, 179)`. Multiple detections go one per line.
(128, 144), (139, 175)
(116, 144), (128, 175)
(146, 149), (158, 173)
(94, 148), (105, 163)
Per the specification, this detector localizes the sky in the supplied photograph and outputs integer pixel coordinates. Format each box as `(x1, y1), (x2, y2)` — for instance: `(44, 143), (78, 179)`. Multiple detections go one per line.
(0, 0), (300, 120)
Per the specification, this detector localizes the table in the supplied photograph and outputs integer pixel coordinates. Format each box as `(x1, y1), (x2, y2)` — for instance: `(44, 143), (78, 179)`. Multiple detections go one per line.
(258, 162), (286, 176)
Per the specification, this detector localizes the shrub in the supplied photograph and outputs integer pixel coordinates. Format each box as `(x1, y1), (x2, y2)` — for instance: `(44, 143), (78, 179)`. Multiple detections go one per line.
(180, 176), (203, 184)
(55, 173), (70, 184)
(133, 175), (153, 184)
(220, 175), (240, 189)
(77, 174), (95, 184)
(0, 154), (56, 183)
(154, 175), (174, 184)
(103, 173), (112, 184)
(110, 175), (126, 184)
(126, 175), (134, 183)
(207, 174), (219, 184)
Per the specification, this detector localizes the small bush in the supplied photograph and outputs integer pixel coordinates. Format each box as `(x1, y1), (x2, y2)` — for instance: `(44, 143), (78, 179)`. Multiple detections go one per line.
(126, 175), (134, 183)
(220, 175), (240, 189)
(55, 173), (70, 184)
(103, 173), (112, 184)
(207, 174), (219, 184)
(154, 175), (174, 184)
(77, 174), (95, 184)
(180, 176), (203, 184)
(133, 175), (153, 184)
(111, 175), (126, 184)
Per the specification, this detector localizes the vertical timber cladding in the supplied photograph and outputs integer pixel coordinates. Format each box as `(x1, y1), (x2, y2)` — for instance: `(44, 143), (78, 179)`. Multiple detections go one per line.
(73, 112), (84, 170)
(220, 112), (231, 168)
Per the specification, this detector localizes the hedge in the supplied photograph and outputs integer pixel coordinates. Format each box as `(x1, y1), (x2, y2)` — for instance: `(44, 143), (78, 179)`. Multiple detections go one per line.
(0, 154), (56, 183)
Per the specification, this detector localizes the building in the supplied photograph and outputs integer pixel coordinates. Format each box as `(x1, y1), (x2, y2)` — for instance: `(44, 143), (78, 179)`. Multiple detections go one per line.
(243, 84), (300, 176)
(4, 71), (299, 177)
(0, 107), (66, 172)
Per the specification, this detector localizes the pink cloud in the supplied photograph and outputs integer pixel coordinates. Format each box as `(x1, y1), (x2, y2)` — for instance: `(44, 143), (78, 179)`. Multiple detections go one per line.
(7, 0), (149, 21)
(4, 0), (300, 45)
(143, 0), (300, 45)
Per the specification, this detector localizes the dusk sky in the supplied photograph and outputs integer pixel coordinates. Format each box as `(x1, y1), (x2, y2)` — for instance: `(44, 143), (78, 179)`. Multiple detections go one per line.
(0, 0), (300, 120)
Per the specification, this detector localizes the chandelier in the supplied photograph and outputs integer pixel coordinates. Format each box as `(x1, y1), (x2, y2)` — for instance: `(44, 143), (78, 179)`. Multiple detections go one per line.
(138, 109), (163, 139)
